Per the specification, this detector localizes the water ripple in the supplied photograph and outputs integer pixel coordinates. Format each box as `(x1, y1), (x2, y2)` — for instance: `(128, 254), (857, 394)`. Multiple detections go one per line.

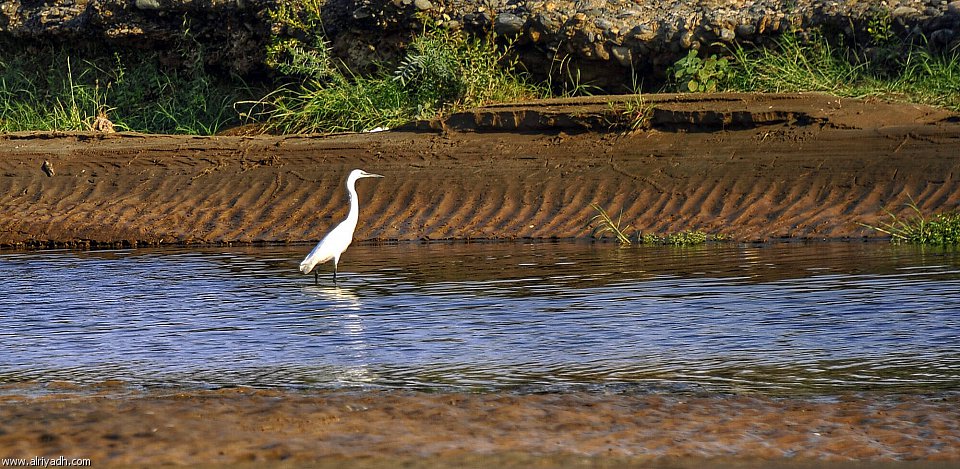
(1, 242), (958, 394)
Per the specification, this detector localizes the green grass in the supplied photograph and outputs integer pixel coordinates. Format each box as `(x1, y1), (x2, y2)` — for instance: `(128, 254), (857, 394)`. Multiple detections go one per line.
(696, 29), (960, 111)
(0, 43), (256, 134)
(254, 6), (547, 134)
(3, 9), (959, 135)
(260, 29), (544, 133)
(859, 200), (960, 245)
(588, 203), (720, 246)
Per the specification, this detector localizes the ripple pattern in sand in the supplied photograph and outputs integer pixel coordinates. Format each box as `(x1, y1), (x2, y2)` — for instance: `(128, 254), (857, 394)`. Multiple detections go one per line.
(0, 127), (959, 246)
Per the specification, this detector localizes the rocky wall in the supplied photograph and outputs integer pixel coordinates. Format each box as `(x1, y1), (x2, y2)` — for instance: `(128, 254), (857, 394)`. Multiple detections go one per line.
(2, 0), (959, 88)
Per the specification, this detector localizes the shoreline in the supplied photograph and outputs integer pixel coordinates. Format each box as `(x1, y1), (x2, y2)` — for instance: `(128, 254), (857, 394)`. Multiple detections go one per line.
(2, 93), (959, 249)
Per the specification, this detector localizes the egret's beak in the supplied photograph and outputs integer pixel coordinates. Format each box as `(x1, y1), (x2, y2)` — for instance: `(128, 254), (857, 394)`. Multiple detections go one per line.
(365, 172), (384, 178)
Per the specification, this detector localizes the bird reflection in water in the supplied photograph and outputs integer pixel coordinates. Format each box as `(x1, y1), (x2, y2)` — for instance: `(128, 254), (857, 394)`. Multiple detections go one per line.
(301, 284), (372, 383)
(302, 284), (361, 309)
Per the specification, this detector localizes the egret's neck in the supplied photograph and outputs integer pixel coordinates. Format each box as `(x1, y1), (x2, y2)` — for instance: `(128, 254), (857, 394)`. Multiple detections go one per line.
(345, 178), (361, 224)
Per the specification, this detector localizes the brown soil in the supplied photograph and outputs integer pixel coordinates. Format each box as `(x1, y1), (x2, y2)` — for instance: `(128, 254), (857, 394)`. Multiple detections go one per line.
(1, 387), (958, 468)
(1, 93), (959, 248)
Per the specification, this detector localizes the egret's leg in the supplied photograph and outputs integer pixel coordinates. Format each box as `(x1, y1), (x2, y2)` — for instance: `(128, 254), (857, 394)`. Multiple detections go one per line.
(314, 269), (319, 285)
(333, 266), (338, 284)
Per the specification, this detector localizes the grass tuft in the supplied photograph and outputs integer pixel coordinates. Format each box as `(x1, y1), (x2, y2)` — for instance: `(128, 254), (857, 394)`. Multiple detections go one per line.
(588, 203), (720, 246)
(859, 199), (960, 245)
(0, 43), (255, 134)
(709, 29), (960, 111)
(589, 203), (634, 245)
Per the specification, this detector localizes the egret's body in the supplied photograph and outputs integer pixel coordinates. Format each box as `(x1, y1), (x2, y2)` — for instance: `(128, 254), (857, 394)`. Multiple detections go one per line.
(299, 169), (383, 283)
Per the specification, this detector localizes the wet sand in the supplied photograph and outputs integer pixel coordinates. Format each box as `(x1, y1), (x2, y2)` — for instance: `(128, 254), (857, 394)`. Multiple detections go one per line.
(0, 387), (957, 468)
(1, 93), (959, 247)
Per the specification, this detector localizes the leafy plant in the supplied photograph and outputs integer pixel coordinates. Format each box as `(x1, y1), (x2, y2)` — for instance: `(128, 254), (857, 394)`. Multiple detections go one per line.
(265, 0), (336, 83)
(859, 199), (960, 245)
(866, 9), (895, 47)
(670, 49), (731, 92)
(394, 37), (465, 109)
(638, 231), (709, 246)
(255, 14), (544, 134)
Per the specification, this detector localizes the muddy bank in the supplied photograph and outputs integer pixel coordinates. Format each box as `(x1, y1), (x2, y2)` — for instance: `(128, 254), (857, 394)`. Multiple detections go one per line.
(1, 93), (959, 248)
(0, 387), (958, 467)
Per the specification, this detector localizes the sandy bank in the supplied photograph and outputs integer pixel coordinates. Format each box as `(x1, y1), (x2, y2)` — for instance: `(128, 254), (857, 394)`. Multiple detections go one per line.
(1, 93), (958, 248)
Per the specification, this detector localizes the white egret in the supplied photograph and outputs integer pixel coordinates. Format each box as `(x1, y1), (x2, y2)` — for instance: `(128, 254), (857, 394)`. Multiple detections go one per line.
(299, 169), (383, 284)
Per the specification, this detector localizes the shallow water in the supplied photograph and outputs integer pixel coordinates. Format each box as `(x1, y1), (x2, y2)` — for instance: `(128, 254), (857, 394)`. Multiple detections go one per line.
(1, 241), (959, 395)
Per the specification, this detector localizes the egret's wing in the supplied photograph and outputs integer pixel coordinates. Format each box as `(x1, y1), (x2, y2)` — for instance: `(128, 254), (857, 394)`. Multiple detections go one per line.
(299, 219), (355, 273)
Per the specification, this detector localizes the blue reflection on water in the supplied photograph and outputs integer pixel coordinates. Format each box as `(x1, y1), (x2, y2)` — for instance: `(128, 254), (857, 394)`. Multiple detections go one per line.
(1, 242), (958, 393)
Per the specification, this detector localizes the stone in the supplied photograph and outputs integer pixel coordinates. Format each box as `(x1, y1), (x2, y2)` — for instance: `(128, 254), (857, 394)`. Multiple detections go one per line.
(736, 23), (755, 37)
(595, 18), (613, 31)
(536, 13), (560, 34)
(611, 45), (632, 67)
(579, 0), (606, 8)
(494, 12), (524, 37)
(593, 41), (609, 60)
(891, 6), (920, 18)
(629, 24), (656, 41)
(757, 15), (773, 34)
(352, 7), (371, 20)
(930, 28), (955, 44)
(679, 30), (695, 49)
(719, 27), (735, 42)
(413, 0), (432, 11)
(949, 1), (960, 16)
(135, 0), (162, 10)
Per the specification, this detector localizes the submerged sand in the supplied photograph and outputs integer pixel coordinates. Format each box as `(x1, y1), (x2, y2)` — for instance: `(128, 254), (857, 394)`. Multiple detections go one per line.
(0, 387), (958, 468)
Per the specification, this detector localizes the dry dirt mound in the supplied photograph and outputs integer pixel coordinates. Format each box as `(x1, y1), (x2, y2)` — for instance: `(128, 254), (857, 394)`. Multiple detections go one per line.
(1, 93), (958, 248)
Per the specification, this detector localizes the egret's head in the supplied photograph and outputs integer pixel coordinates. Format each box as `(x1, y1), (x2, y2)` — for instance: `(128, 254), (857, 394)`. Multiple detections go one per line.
(350, 169), (384, 180)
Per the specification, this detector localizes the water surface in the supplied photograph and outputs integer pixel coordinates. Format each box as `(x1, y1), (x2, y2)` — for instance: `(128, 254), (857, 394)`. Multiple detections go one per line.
(1, 241), (958, 395)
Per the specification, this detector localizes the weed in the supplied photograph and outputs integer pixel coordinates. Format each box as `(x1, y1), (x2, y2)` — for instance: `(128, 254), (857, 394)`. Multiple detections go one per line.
(725, 30), (865, 95)
(866, 9), (895, 47)
(254, 12), (544, 134)
(264, 0), (336, 83)
(606, 94), (653, 131)
(859, 199), (960, 245)
(589, 203), (634, 245)
(723, 29), (960, 111)
(547, 53), (604, 97)
(637, 231), (710, 246)
(0, 41), (255, 134)
(669, 49), (732, 93)
(588, 203), (718, 246)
